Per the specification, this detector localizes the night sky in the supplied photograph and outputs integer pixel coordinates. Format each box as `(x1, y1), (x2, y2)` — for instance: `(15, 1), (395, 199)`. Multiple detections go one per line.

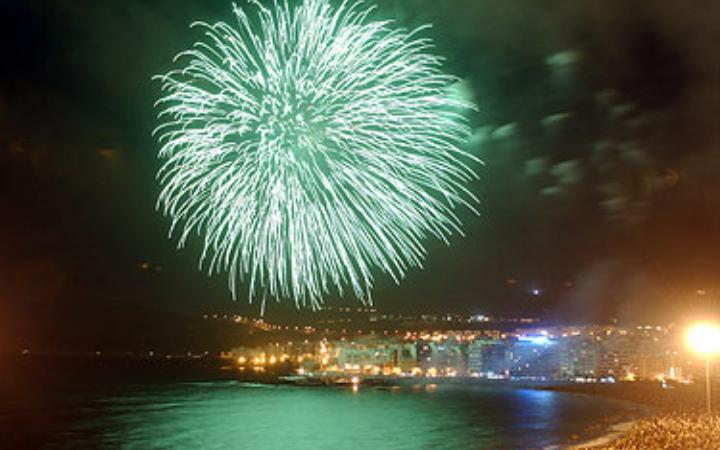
(1, 0), (719, 351)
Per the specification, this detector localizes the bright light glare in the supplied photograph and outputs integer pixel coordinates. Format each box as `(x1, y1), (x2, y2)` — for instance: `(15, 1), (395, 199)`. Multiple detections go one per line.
(686, 322), (720, 355)
(518, 335), (552, 345)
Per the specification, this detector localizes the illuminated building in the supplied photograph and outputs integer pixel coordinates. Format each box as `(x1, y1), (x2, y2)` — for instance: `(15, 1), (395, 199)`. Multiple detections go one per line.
(559, 336), (597, 379)
(467, 338), (509, 377)
(507, 335), (561, 379)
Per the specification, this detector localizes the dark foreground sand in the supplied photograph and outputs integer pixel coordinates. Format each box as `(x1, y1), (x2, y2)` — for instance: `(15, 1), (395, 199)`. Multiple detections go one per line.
(547, 381), (720, 449)
(577, 412), (720, 449)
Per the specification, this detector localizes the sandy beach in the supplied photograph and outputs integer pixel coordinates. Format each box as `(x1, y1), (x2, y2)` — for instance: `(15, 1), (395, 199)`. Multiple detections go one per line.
(567, 420), (638, 449)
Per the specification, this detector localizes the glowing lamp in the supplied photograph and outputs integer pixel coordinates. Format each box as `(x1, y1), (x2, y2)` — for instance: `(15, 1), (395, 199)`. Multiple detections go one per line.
(686, 322), (720, 413)
(686, 323), (720, 355)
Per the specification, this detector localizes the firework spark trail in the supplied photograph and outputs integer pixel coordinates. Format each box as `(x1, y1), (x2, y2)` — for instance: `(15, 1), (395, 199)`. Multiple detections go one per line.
(154, 0), (479, 309)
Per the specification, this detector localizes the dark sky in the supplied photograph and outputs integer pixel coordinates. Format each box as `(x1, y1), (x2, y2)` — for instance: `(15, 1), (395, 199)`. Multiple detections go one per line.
(1, 0), (719, 350)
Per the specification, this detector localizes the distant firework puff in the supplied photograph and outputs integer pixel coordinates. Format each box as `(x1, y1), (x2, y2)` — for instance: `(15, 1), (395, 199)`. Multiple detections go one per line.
(154, 0), (479, 309)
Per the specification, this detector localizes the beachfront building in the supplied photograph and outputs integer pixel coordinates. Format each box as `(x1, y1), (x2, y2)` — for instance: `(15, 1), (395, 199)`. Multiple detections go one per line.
(559, 336), (597, 379)
(507, 334), (561, 379)
(467, 338), (509, 377)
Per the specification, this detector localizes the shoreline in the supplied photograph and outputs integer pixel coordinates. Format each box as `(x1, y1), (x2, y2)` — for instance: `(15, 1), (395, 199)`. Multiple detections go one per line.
(273, 375), (655, 448)
(567, 419), (638, 449)
(527, 382), (662, 448)
(558, 394), (654, 449)
(543, 381), (720, 448)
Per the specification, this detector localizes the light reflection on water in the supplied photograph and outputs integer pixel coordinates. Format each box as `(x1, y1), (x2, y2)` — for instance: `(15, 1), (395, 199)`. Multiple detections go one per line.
(37, 382), (634, 449)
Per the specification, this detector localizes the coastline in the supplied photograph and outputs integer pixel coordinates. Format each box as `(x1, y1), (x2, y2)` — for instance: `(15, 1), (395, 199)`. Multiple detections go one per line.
(558, 395), (653, 449)
(10, 355), (709, 448)
(275, 374), (654, 448)
(567, 419), (638, 449)
(528, 382), (662, 448)
(542, 380), (720, 448)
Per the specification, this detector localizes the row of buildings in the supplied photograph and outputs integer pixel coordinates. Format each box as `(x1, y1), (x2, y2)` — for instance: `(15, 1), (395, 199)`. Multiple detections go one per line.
(232, 324), (712, 382)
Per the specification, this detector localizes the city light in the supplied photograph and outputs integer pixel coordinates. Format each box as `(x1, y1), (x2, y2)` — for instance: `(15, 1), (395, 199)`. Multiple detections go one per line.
(686, 322), (720, 414)
(686, 322), (720, 356)
(229, 317), (715, 389)
(518, 334), (553, 345)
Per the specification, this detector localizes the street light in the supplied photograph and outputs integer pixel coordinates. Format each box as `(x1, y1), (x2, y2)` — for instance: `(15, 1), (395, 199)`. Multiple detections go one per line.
(686, 322), (720, 413)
